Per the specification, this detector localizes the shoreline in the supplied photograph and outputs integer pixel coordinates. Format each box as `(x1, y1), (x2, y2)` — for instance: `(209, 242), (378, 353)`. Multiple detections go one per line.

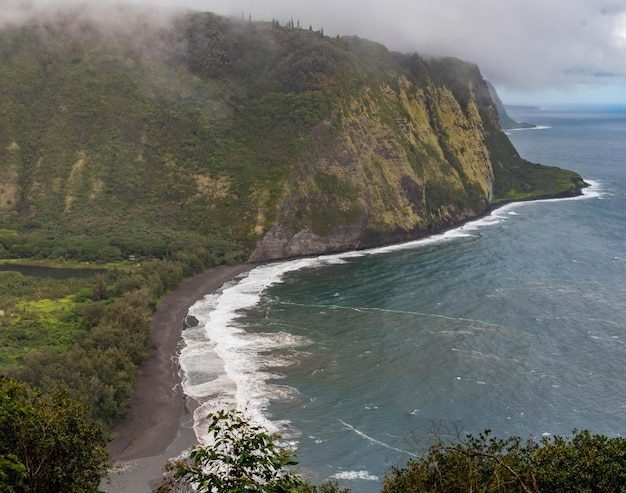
(105, 263), (254, 492)
(103, 182), (590, 491)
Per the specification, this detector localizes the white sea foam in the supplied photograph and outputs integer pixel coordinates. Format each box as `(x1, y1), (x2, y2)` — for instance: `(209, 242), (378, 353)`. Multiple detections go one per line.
(332, 470), (379, 481)
(337, 419), (417, 457)
(505, 125), (552, 135)
(580, 179), (602, 198)
(179, 270), (313, 441)
(179, 200), (524, 442)
(180, 254), (384, 438)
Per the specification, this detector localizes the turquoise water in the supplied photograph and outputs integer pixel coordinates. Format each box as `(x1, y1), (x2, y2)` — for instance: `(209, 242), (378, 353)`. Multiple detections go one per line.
(181, 105), (626, 491)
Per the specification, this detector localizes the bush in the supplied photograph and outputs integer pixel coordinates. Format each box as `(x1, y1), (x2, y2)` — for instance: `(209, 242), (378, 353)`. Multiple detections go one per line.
(382, 426), (626, 493)
(161, 409), (303, 492)
(155, 409), (350, 493)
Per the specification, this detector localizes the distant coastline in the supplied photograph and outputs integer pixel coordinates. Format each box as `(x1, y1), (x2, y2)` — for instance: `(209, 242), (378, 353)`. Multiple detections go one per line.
(505, 104), (541, 112)
(485, 80), (537, 129)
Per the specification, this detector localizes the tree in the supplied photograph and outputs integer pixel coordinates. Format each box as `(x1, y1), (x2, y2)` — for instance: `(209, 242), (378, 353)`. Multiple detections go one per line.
(162, 409), (303, 492)
(154, 409), (351, 493)
(92, 274), (109, 301)
(0, 455), (28, 493)
(0, 377), (110, 493)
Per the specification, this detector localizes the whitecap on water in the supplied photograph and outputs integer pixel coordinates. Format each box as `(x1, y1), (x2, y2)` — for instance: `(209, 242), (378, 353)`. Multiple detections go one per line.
(178, 173), (601, 474)
(179, 264), (316, 440)
(332, 470), (379, 481)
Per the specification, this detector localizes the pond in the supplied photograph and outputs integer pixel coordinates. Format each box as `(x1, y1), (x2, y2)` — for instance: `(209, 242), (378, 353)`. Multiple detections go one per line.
(0, 263), (106, 279)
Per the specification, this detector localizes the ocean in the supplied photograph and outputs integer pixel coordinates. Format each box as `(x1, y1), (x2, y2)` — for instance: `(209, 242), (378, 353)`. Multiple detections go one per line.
(180, 104), (626, 492)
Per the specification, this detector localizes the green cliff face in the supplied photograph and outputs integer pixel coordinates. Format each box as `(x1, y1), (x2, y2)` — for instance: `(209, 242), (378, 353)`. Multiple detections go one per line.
(0, 11), (585, 263)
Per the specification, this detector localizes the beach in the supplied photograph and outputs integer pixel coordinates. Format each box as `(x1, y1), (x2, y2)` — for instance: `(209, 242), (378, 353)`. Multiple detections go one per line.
(105, 263), (254, 492)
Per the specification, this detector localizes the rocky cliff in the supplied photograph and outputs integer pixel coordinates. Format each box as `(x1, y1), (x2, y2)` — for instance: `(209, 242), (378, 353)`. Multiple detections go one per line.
(0, 9), (585, 264)
(485, 80), (535, 130)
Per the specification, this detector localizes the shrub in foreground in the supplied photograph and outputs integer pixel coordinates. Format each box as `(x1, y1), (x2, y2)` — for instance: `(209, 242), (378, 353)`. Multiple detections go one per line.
(154, 409), (349, 493)
(154, 410), (626, 492)
(382, 426), (626, 493)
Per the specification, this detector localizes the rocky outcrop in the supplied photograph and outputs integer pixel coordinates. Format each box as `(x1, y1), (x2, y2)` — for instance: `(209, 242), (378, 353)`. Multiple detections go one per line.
(249, 217), (368, 262)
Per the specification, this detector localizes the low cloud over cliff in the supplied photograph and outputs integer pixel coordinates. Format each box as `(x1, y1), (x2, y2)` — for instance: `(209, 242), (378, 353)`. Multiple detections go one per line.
(6, 0), (626, 102)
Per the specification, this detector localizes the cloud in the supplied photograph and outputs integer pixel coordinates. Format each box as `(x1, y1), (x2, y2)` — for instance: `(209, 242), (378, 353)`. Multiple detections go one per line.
(5, 0), (626, 103)
(197, 0), (626, 102)
(0, 0), (179, 43)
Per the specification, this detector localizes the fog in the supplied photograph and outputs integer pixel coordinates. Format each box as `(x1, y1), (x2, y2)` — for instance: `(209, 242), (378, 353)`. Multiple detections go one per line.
(4, 0), (626, 104)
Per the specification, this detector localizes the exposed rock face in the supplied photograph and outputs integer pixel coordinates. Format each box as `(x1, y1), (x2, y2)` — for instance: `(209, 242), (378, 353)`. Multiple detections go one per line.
(250, 215), (369, 262)
(250, 55), (512, 261)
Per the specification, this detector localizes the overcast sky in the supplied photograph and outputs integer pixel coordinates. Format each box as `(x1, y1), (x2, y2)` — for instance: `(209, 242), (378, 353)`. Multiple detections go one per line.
(11, 0), (626, 105)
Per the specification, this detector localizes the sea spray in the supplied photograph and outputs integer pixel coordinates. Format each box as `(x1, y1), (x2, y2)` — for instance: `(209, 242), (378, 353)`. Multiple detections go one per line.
(179, 260), (335, 441)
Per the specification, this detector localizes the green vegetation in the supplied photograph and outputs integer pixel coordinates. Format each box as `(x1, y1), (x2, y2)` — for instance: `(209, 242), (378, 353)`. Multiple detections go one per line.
(0, 377), (110, 493)
(3, 392), (626, 493)
(154, 409), (349, 493)
(382, 427), (626, 493)
(157, 409), (304, 492)
(153, 411), (626, 493)
(0, 11), (584, 260)
(0, 269), (95, 366)
(491, 159), (586, 202)
(0, 245), (244, 426)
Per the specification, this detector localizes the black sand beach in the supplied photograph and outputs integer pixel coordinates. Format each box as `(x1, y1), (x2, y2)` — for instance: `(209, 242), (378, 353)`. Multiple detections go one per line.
(105, 263), (253, 492)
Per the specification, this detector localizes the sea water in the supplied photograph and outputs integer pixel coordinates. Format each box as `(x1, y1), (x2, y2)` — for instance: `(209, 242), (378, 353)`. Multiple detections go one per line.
(179, 104), (626, 492)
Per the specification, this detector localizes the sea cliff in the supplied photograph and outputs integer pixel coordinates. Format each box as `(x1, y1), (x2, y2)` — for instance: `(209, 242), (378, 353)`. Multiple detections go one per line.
(0, 9), (585, 264)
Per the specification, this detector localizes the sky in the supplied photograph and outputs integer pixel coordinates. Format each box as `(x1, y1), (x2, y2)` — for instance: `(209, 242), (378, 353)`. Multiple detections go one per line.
(8, 0), (626, 105)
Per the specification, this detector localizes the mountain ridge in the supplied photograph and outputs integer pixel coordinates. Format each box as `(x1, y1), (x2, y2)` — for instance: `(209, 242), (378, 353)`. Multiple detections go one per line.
(0, 9), (585, 264)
